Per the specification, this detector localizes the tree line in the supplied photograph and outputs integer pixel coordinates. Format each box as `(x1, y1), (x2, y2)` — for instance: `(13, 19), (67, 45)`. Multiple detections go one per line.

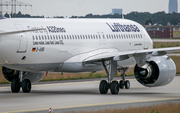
(4, 11), (180, 26)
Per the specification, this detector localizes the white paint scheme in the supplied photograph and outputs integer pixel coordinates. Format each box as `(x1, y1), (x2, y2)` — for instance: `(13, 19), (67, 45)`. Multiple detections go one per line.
(0, 18), (153, 72)
(1, 16), (180, 94)
(0, 18), (179, 72)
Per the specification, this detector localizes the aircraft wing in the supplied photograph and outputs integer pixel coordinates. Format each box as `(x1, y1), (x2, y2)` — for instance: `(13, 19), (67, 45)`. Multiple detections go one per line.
(0, 28), (46, 35)
(83, 47), (180, 63)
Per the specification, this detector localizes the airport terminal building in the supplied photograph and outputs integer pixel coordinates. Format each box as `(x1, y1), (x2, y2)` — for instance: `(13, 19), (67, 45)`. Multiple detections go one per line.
(145, 25), (180, 38)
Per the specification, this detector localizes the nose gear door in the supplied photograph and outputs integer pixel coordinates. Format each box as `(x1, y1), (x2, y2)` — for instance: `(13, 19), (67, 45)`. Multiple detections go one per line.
(15, 24), (28, 53)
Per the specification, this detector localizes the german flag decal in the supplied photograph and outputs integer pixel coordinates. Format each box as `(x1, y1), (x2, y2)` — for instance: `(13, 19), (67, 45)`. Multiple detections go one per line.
(32, 48), (36, 52)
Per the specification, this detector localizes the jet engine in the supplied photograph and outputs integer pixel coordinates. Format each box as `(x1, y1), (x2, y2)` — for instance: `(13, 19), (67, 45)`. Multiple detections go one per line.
(2, 66), (45, 83)
(134, 55), (176, 87)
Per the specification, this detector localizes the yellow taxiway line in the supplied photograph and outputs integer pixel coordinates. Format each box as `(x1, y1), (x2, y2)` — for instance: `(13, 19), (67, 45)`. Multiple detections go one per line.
(3, 97), (180, 113)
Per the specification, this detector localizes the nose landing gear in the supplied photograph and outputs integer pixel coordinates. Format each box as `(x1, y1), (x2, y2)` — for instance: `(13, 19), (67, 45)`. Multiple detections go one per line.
(11, 71), (31, 93)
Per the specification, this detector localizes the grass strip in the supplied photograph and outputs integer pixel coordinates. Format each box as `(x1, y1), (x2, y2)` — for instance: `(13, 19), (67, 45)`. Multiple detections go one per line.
(65, 102), (180, 113)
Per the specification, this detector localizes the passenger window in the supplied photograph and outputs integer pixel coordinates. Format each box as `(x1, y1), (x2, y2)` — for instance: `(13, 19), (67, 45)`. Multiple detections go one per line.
(39, 36), (41, 40)
(93, 35), (96, 39)
(32, 36), (35, 40)
(96, 35), (98, 39)
(99, 35), (101, 39)
(103, 35), (105, 39)
(72, 35), (74, 39)
(109, 35), (111, 39)
(78, 35), (80, 39)
(106, 35), (108, 39)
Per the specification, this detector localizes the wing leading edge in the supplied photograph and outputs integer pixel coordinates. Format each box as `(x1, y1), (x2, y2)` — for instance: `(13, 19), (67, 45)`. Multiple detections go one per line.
(83, 47), (180, 66)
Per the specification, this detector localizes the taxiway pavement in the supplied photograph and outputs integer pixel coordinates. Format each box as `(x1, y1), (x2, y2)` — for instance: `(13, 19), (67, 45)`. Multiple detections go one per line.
(1, 76), (180, 113)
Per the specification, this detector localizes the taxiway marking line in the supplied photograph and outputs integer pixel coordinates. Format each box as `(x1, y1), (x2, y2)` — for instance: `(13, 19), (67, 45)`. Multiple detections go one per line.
(3, 97), (180, 113)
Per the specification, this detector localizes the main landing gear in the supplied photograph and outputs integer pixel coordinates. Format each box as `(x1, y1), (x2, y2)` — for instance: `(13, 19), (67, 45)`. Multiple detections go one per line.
(99, 59), (130, 95)
(11, 71), (31, 93)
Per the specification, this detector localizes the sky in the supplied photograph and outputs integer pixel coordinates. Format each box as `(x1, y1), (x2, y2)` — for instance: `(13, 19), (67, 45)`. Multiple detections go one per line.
(1, 0), (180, 17)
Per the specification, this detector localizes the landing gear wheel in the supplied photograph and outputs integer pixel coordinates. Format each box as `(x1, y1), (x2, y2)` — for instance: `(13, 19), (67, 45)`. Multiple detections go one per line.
(11, 79), (20, 93)
(119, 80), (124, 89)
(22, 79), (31, 93)
(125, 80), (130, 89)
(99, 80), (108, 94)
(110, 81), (119, 94)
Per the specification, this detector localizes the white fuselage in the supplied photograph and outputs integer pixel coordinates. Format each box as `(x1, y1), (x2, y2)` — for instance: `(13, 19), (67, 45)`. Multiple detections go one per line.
(0, 18), (153, 73)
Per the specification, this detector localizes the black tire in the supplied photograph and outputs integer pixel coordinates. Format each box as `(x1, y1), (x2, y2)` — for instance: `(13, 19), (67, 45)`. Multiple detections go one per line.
(22, 79), (31, 93)
(110, 81), (119, 95)
(99, 80), (108, 94)
(11, 79), (20, 93)
(119, 80), (124, 89)
(125, 80), (130, 89)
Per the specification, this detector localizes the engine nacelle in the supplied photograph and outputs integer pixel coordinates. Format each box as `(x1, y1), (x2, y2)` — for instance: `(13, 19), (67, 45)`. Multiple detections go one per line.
(134, 55), (176, 87)
(2, 67), (45, 83)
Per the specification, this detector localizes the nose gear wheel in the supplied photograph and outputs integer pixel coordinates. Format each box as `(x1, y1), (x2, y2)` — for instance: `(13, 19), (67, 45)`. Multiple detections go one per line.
(11, 71), (32, 93)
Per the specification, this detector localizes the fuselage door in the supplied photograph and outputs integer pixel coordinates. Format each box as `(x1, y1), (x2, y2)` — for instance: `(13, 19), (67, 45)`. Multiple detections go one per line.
(144, 34), (148, 50)
(15, 24), (28, 53)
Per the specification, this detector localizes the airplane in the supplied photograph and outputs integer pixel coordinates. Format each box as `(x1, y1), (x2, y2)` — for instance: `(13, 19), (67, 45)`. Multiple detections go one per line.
(0, 13), (180, 94)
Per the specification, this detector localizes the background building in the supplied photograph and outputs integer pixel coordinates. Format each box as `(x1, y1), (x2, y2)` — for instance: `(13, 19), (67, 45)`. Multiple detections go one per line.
(111, 8), (123, 15)
(169, 0), (178, 13)
(145, 25), (180, 38)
